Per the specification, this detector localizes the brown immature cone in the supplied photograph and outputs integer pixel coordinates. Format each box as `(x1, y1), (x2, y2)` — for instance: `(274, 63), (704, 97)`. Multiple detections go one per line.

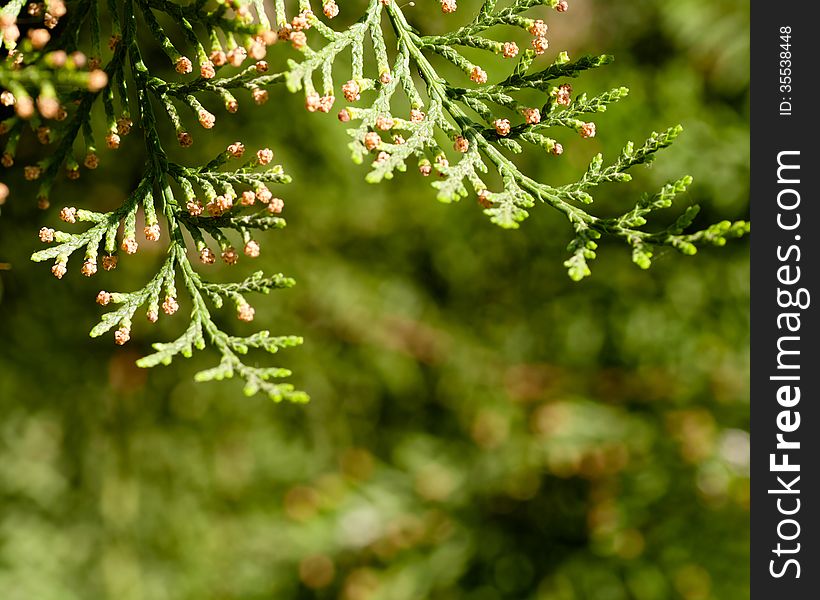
(227, 46), (247, 67)
(227, 142), (245, 158)
(440, 0), (457, 14)
(81, 259), (97, 277)
(470, 67), (487, 84)
(121, 237), (138, 254)
(256, 148), (274, 165)
(454, 136), (469, 153)
(477, 189), (493, 209)
(144, 224), (161, 241)
(237, 303), (255, 322)
(290, 31), (307, 50)
(39, 227), (55, 243)
(268, 197), (284, 214)
(493, 119), (511, 136)
(291, 11), (312, 31)
(323, 1), (339, 19)
(556, 1), (569, 12)
(364, 131), (381, 151)
(36, 127), (51, 145)
(210, 50), (227, 66)
(532, 37), (549, 55)
(162, 296), (179, 315)
(177, 132), (193, 147)
(256, 186), (273, 203)
(60, 206), (77, 223)
(523, 107), (541, 125)
(249, 41), (266, 61)
(114, 326), (130, 345)
(555, 84), (572, 106)
(529, 19), (548, 37)
(84, 153), (99, 169)
(200, 60), (216, 79)
(342, 80), (360, 102)
(318, 94), (334, 113)
(175, 57), (193, 74)
(200, 248), (216, 264)
(502, 42), (519, 59)
(375, 115), (394, 131)
(102, 255), (118, 271)
(221, 247), (239, 265)
(187, 200), (204, 215)
(117, 118), (133, 135)
(253, 88), (269, 105)
(106, 132), (121, 149)
(198, 110), (215, 129)
(244, 240), (261, 257)
(580, 122), (596, 138)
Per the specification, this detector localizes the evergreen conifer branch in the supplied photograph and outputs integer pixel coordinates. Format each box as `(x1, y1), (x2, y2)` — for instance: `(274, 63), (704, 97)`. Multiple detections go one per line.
(4, 0), (306, 400)
(1, 0), (749, 399)
(284, 0), (749, 280)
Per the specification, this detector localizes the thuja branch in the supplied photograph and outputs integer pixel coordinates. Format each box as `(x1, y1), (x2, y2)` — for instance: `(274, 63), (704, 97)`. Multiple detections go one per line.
(284, 0), (749, 280)
(4, 0), (307, 400)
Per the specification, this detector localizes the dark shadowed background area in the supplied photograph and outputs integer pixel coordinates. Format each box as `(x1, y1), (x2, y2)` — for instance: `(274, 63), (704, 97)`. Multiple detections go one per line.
(0, 1), (749, 598)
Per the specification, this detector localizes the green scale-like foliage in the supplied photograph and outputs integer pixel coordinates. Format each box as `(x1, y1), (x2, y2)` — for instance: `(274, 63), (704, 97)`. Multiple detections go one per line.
(285, 0), (748, 281)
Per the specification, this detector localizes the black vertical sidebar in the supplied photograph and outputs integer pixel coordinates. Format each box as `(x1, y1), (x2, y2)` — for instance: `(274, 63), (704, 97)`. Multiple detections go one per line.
(751, 1), (818, 597)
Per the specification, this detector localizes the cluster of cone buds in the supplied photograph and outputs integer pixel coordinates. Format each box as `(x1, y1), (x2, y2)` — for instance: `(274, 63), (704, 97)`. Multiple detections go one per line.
(0, 72), (105, 123)
(579, 121), (596, 138)
(104, 117), (133, 150)
(279, 8), (315, 49)
(237, 302), (255, 322)
(1, 0), (66, 47)
(342, 80), (361, 102)
(197, 35), (270, 79)
(206, 194), (234, 217)
(305, 91), (335, 113)
(226, 142), (273, 165)
(323, 0), (339, 19)
(440, 0), (457, 13)
(502, 42), (519, 59)
(453, 136), (469, 153)
(553, 83), (572, 106)
(198, 241), (264, 266)
(114, 323), (130, 346)
(470, 66), (488, 85)
(493, 119), (511, 137)
(529, 19), (549, 55)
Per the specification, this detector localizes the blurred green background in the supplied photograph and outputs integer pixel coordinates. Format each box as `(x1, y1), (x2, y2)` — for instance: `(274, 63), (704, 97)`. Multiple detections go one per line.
(0, 1), (749, 598)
